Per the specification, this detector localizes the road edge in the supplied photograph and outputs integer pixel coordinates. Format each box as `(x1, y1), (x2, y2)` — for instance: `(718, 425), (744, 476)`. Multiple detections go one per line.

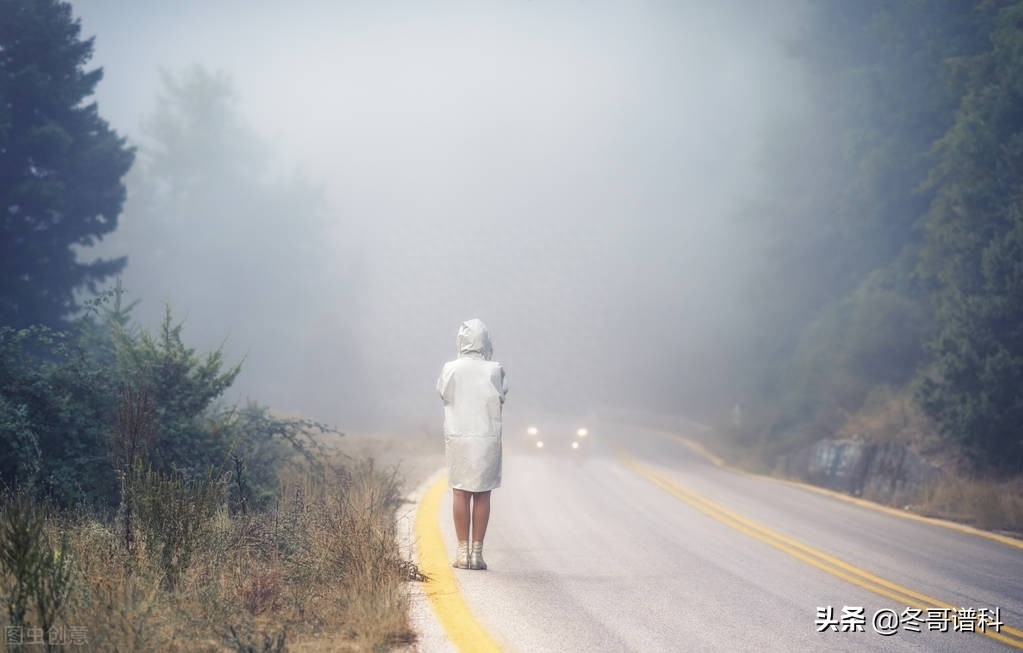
(642, 426), (1023, 551)
(397, 467), (503, 652)
(396, 467), (458, 653)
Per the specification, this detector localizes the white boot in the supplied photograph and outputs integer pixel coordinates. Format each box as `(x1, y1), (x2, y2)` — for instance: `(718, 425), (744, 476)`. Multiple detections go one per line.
(470, 541), (487, 570)
(452, 540), (469, 569)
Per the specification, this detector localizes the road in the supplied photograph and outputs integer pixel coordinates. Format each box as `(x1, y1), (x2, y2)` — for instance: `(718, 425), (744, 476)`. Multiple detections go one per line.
(407, 423), (1023, 652)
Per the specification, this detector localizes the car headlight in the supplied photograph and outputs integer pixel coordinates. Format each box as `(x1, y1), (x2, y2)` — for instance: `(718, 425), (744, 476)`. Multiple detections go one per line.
(576, 427), (588, 437)
(527, 426), (539, 436)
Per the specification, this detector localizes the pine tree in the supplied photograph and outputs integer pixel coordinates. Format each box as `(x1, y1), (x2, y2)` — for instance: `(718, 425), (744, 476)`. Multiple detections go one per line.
(0, 0), (134, 328)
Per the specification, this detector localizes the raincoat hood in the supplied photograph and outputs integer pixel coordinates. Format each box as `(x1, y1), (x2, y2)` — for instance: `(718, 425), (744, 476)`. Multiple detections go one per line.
(457, 318), (493, 360)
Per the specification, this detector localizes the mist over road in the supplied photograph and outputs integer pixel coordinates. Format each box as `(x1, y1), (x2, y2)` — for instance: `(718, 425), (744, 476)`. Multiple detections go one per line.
(415, 424), (1023, 652)
(70, 0), (805, 432)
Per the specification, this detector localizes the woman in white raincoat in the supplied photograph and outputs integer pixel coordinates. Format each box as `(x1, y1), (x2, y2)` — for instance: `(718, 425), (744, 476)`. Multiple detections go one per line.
(436, 319), (508, 570)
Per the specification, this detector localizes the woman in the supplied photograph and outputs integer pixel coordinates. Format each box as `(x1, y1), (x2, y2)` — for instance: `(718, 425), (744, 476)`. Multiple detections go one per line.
(436, 319), (508, 570)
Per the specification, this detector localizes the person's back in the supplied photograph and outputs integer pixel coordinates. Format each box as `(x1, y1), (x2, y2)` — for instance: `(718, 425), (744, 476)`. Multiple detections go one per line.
(439, 355), (505, 441)
(437, 319), (508, 569)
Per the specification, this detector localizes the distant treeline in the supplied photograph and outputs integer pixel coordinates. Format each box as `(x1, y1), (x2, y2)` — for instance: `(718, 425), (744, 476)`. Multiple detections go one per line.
(720, 1), (1023, 473)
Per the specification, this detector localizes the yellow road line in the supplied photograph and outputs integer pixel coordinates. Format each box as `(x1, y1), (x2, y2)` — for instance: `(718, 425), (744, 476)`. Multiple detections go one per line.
(642, 427), (1023, 551)
(414, 473), (503, 653)
(621, 451), (1023, 650)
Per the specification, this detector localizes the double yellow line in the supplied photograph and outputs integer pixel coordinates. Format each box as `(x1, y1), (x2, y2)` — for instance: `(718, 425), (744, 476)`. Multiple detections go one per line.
(621, 452), (1023, 649)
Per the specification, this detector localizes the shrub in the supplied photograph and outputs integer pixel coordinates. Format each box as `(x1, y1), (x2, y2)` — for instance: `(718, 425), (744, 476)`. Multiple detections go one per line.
(132, 465), (224, 591)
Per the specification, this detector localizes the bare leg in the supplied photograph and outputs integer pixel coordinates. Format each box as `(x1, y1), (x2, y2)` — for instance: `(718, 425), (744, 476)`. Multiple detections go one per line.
(470, 490), (491, 542)
(452, 489), (471, 542)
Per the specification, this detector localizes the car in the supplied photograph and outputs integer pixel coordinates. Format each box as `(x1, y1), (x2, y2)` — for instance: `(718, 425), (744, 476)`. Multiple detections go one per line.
(521, 423), (592, 456)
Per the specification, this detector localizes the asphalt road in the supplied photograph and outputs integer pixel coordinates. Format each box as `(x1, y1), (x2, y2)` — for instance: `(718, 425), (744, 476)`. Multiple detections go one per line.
(409, 423), (1023, 652)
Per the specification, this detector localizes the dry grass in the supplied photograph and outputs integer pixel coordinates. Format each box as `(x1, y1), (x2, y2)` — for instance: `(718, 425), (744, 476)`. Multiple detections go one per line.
(913, 475), (1023, 534)
(835, 386), (919, 444)
(1, 455), (422, 652)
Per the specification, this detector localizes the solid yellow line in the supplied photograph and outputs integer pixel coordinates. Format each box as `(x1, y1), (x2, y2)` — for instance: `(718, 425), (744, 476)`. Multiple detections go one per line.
(621, 452), (1023, 649)
(415, 473), (503, 653)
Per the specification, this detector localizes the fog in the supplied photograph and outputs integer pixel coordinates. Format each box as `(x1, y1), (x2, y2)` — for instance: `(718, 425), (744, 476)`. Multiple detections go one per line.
(72, 0), (806, 433)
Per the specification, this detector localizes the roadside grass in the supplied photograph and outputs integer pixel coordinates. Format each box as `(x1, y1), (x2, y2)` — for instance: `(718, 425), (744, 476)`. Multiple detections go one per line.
(912, 475), (1023, 534)
(0, 454), (422, 652)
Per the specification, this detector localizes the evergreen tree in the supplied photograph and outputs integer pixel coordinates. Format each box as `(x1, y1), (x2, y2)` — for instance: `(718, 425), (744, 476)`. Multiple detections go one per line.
(729, 1), (988, 449)
(918, 1), (1023, 472)
(0, 0), (134, 328)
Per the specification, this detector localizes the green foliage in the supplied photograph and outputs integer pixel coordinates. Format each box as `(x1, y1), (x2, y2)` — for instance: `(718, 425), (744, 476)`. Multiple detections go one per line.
(0, 287), (341, 521)
(0, 0), (135, 328)
(781, 0), (986, 295)
(0, 396), (41, 484)
(724, 1), (1023, 472)
(730, 0), (974, 431)
(0, 5), (351, 566)
(916, 1), (1023, 472)
(111, 306), (241, 477)
(0, 294), (243, 508)
(0, 323), (119, 506)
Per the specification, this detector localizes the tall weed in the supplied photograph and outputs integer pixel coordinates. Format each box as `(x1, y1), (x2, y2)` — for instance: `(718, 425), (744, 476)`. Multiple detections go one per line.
(0, 491), (73, 648)
(30, 451), (419, 651)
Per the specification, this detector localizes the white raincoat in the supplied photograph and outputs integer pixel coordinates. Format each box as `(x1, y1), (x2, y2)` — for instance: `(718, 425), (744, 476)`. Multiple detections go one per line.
(437, 319), (508, 491)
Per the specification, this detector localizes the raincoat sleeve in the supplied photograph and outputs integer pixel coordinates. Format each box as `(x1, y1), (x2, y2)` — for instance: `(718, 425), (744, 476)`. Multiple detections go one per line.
(436, 362), (454, 405)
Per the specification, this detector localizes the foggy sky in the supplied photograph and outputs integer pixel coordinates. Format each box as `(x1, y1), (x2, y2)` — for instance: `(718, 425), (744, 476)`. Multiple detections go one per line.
(72, 0), (807, 433)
